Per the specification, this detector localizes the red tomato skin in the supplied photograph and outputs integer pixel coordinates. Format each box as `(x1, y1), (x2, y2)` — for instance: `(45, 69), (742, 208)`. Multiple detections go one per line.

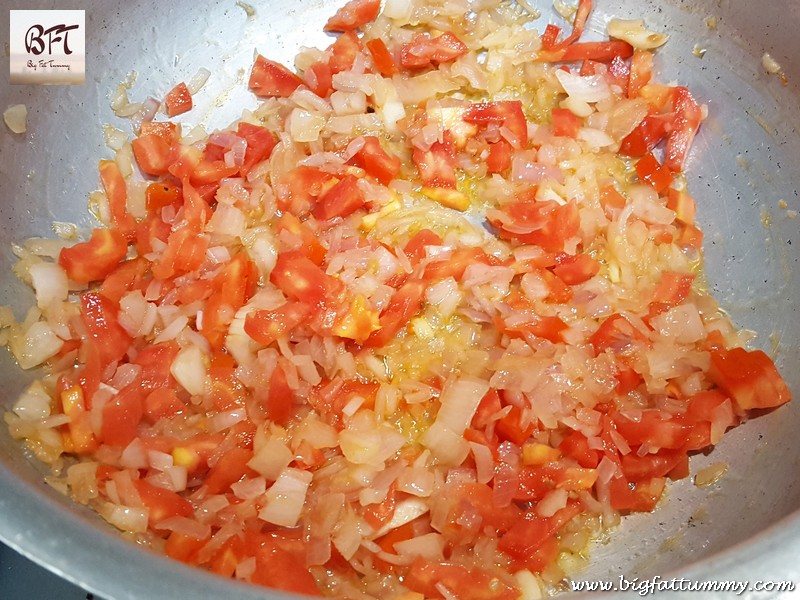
(248, 55), (303, 98)
(324, 0), (380, 32)
(165, 82), (192, 117)
(79, 292), (132, 365)
(59, 228), (129, 284)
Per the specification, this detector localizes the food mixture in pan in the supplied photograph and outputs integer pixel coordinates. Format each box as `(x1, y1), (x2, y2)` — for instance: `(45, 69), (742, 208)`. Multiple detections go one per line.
(1, 0), (792, 597)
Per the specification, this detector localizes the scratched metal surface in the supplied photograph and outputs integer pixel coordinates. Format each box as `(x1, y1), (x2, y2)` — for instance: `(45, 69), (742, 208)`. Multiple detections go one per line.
(0, 1), (799, 599)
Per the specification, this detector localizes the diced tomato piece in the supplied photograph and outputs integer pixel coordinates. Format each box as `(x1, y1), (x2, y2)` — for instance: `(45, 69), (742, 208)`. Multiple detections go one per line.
(558, 431), (600, 468)
(101, 384), (144, 447)
(615, 365), (643, 394)
(599, 184), (627, 216)
(167, 144), (202, 181)
(424, 247), (494, 282)
(363, 487), (397, 530)
(541, 40), (634, 63)
(489, 200), (580, 252)
(251, 535), (321, 595)
(165, 82), (192, 117)
(609, 475), (665, 512)
(496, 405), (535, 445)
(133, 479), (194, 527)
(551, 107), (581, 138)
(552, 253), (599, 285)
(245, 302), (312, 346)
(276, 213), (327, 265)
(612, 411), (691, 450)
(99, 257), (150, 304)
(304, 61), (333, 97)
(270, 252), (337, 307)
(621, 449), (688, 482)
(152, 226), (209, 280)
(619, 115), (669, 157)
(236, 122), (277, 176)
(677, 223), (703, 249)
(277, 166), (338, 216)
(486, 140), (513, 173)
(165, 531), (209, 564)
(412, 129), (458, 189)
(501, 314), (568, 344)
(248, 55), (303, 98)
(79, 292), (132, 365)
(666, 189), (696, 225)
(366, 38), (398, 77)
(351, 136), (402, 185)
(144, 388), (185, 424)
(324, 0), (380, 32)
(204, 447), (254, 495)
(140, 121), (179, 144)
(99, 160), (137, 238)
(132, 134), (172, 176)
(210, 534), (246, 577)
(315, 174), (365, 220)
(208, 366), (248, 410)
(541, 23), (561, 50)
(708, 347), (792, 411)
(403, 229), (443, 263)
(400, 32), (468, 69)
(498, 501), (582, 558)
(463, 101), (528, 148)
(549, 0), (592, 49)
(628, 50), (654, 98)
(329, 31), (362, 75)
(201, 254), (258, 350)
(635, 152), (672, 193)
(264, 362), (294, 425)
(133, 341), (180, 390)
(59, 228), (128, 284)
(405, 558), (519, 600)
(363, 279), (426, 347)
(145, 182), (182, 213)
(590, 313), (649, 355)
(665, 87), (703, 172)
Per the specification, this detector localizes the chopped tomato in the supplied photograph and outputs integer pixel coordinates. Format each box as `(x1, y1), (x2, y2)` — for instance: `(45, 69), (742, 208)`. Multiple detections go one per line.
(489, 200), (580, 252)
(501, 314), (568, 344)
(400, 32), (468, 69)
(277, 166), (338, 216)
(550, 0), (592, 49)
(495, 405), (535, 445)
(363, 279), (425, 347)
(133, 341), (180, 390)
(324, 0), (380, 32)
(609, 475), (665, 512)
(132, 134), (172, 176)
(412, 130), (458, 189)
(628, 49), (654, 98)
(351, 136), (402, 185)
(498, 500), (582, 559)
(270, 252), (338, 307)
(152, 227), (209, 280)
(403, 229), (443, 263)
(635, 152), (672, 193)
(665, 87), (703, 172)
(140, 121), (179, 144)
(265, 362), (294, 425)
(589, 313), (649, 355)
(486, 140), (513, 173)
(59, 228), (129, 284)
(99, 160), (137, 238)
(145, 182), (182, 212)
(619, 115), (670, 157)
(144, 388), (185, 424)
(424, 247), (496, 282)
(165, 531), (209, 564)
(245, 302), (312, 346)
(612, 411), (691, 449)
(79, 292), (132, 365)
(405, 558), (519, 600)
(276, 213), (327, 265)
(304, 61), (333, 97)
(607, 54), (630, 93)
(165, 82), (192, 117)
(620, 448), (688, 482)
(551, 107), (581, 138)
(251, 534), (321, 596)
(365, 38), (398, 77)
(204, 447), (254, 495)
(541, 23), (561, 50)
(315, 174), (365, 220)
(648, 271), (694, 318)
(236, 122), (277, 176)
(363, 487), (397, 530)
(101, 384), (144, 447)
(552, 253), (599, 285)
(133, 479), (194, 527)
(329, 31), (362, 74)
(558, 431), (600, 468)
(666, 189), (696, 225)
(540, 40), (634, 63)
(708, 347), (792, 410)
(463, 101), (528, 148)
(599, 184), (627, 215)
(248, 55), (303, 98)
(201, 254), (258, 350)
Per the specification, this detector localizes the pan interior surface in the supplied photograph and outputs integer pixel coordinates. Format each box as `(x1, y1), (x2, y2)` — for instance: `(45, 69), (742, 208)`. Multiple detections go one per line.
(0, 0), (799, 598)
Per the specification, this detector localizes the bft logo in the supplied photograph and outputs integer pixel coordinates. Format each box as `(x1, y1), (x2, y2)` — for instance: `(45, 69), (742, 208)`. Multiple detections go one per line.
(25, 23), (80, 56)
(10, 10), (85, 85)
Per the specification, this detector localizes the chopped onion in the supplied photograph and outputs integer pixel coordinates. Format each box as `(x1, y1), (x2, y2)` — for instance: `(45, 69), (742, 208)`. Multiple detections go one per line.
(3, 104), (27, 134)
(392, 533), (445, 560)
(258, 467), (313, 527)
(187, 67), (212, 94)
(288, 108), (327, 143)
(248, 436), (293, 480)
(9, 320), (64, 369)
(28, 262), (68, 311)
(170, 345), (208, 396)
(12, 381), (52, 421)
(556, 70), (612, 104)
(99, 502), (149, 533)
(155, 517), (210, 540)
(607, 19), (669, 50)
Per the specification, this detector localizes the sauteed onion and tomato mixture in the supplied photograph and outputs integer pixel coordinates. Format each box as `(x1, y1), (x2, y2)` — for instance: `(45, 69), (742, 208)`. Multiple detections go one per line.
(2, 0), (791, 597)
